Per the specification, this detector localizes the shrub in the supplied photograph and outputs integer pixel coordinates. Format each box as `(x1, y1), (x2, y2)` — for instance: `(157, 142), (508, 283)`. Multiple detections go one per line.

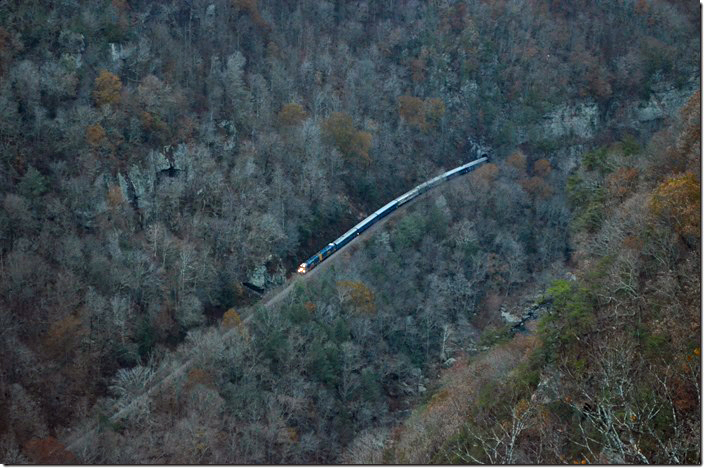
(232, 0), (272, 32)
(425, 98), (446, 125)
(286, 301), (313, 324)
(308, 339), (341, 386)
(478, 324), (512, 348)
(567, 177), (606, 233)
(106, 185), (124, 208)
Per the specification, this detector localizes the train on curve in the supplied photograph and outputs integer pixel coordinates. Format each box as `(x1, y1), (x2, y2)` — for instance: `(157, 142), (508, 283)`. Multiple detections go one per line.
(297, 156), (488, 274)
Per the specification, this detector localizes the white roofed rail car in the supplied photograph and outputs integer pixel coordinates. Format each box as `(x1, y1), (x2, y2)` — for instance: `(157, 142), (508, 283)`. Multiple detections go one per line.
(372, 199), (399, 218)
(396, 187), (421, 206)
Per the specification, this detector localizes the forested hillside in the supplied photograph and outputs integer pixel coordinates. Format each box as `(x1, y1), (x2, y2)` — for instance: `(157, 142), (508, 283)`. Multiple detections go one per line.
(0, 0), (699, 463)
(382, 92), (701, 464)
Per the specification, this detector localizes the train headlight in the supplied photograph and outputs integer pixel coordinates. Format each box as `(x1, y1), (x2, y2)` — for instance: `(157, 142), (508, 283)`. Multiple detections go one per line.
(297, 263), (307, 274)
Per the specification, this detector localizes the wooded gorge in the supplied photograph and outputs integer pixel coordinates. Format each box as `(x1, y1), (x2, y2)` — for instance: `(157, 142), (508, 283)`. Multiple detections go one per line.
(0, 0), (700, 463)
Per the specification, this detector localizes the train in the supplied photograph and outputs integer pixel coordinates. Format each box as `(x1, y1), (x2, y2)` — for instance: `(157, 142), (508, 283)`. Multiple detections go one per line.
(297, 156), (488, 274)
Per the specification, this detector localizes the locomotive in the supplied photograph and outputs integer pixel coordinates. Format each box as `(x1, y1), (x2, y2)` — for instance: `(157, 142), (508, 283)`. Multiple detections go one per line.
(297, 156), (488, 275)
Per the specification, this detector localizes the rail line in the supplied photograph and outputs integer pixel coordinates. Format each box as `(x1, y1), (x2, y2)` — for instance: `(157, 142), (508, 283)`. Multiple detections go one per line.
(297, 156), (488, 274)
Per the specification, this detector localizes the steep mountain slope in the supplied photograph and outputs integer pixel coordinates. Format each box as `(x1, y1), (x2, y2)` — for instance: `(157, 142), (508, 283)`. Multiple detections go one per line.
(382, 91), (701, 465)
(0, 0), (699, 463)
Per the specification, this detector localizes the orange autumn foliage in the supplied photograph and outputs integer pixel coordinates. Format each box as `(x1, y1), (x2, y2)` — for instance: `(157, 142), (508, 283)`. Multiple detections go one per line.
(650, 172), (700, 237)
(398, 95), (426, 129)
(322, 112), (372, 166)
(222, 308), (242, 329)
(521, 176), (553, 199)
(232, 0), (271, 32)
(606, 167), (639, 198)
(186, 368), (215, 390)
(533, 158), (552, 178)
(277, 102), (307, 126)
(469, 163), (499, 187)
(23, 437), (77, 464)
(107, 185), (124, 208)
(398, 96), (446, 130)
(351, 131), (373, 164)
(92, 70), (122, 106)
(425, 98), (446, 125)
(507, 150), (527, 172)
(337, 281), (376, 315)
(86, 123), (107, 147)
(410, 58), (426, 83)
(44, 314), (86, 355)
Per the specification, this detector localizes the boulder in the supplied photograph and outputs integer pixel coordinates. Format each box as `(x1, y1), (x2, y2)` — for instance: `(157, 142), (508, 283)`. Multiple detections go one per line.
(500, 305), (522, 324)
(443, 357), (457, 368)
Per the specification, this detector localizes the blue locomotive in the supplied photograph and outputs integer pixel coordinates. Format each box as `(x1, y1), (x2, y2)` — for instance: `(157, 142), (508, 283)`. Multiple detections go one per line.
(297, 156), (488, 274)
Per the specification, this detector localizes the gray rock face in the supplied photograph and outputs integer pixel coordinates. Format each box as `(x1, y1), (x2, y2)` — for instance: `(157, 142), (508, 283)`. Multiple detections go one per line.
(117, 172), (130, 206)
(115, 144), (198, 223)
(530, 372), (562, 404)
(110, 43), (135, 63)
(247, 255), (287, 290)
(502, 292), (553, 333)
(630, 84), (697, 124)
(171, 144), (192, 179)
(516, 78), (697, 152)
(465, 137), (493, 162)
(605, 77), (698, 131)
(205, 4), (216, 26)
(151, 149), (171, 173)
(249, 265), (268, 289)
(542, 101), (600, 139)
(126, 162), (154, 215)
